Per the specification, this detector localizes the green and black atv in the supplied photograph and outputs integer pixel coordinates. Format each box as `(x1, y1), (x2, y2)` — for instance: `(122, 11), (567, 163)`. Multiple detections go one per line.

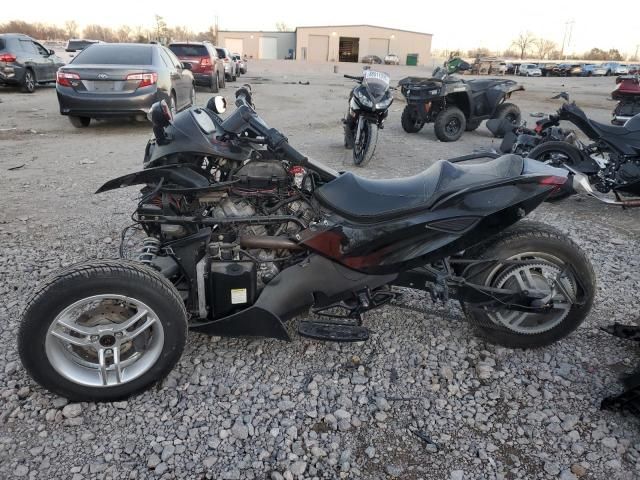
(399, 57), (524, 142)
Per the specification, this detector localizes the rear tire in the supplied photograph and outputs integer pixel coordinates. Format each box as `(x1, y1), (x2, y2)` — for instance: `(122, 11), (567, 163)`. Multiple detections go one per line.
(461, 221), (595, 349)
(21, 69), (36, 93)
(220, 72), (226, 89)
(210, 74), (219, 93)
(69, 116), (91, 128)
(434, 107), (466, 142)
(526, 141), (585, 199)
(18, 260), (188, 401)
(401, 105), (424, 133)
(492, 102), (521, 126)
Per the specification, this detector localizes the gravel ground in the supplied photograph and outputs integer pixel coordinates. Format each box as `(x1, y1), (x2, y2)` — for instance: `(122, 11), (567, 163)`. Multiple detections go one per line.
(1, 60), (640, 480)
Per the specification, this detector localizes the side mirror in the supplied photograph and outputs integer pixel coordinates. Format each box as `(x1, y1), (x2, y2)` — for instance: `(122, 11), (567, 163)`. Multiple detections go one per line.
(206, 95), (227, 114)
(182, 62), (192, 71)
(48, 49), (55, 56)
(149, 100), (173, 145)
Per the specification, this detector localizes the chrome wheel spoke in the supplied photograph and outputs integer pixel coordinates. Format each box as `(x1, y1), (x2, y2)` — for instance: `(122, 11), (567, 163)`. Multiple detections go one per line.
(98, 348), (108, 386)
(112, 346), (122, 384)
(121, 315), (157, 341)
(116, 308), (149, 332)
(50, 329), (93, 347)
(56, 315), (99, 336)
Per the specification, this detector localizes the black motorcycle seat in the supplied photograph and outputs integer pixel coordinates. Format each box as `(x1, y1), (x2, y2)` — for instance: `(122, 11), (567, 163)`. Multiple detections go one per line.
(465, 79), (506, 93)
(314, 154), (524, 223)
(590, 114), (640, 135)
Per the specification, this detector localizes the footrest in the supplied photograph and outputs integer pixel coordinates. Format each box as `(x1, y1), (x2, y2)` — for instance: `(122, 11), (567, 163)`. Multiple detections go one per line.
(298, 321), (369, 342)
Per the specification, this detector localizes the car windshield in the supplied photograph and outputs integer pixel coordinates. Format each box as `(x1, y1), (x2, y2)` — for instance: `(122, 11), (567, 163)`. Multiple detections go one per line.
(169, 44), (208, 57)
(72, 45), (153, 65)
(362, 70), (389, 100)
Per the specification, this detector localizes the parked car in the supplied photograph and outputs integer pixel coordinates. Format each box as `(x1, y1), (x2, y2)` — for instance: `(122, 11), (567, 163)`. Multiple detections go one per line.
(215, 47), (237, 82)
(518, 63), (542, 76)
(536, 63), (555, 77)
(232, 53), (247, 74)
(505, 63), (520, 75)
(65, 39), (101, 53)
(602, 62), (629, 76)
(550, 63), (577, 76)
(168, 41), (224, 92)
(490, 62), (507, 75)
(0, 33), (65, 93)
(628, 64), (640, 75)
(384, 53), (400, 65)
(567, 64), (583, 76)
(580, 64), (607, 76)
(362, 55), (382, 64)
(56, 43), (194, 128)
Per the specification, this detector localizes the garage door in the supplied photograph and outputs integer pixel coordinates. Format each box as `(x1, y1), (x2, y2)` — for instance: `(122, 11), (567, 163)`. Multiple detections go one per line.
(259, 37), (278, 59)
(225, 38), (244, 55)
(368, 38), (389, 58)
(308, 35), (329, 62)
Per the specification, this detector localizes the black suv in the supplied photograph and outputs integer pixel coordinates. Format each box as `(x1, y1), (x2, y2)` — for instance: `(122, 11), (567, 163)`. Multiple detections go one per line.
(0, 33), (65, 92)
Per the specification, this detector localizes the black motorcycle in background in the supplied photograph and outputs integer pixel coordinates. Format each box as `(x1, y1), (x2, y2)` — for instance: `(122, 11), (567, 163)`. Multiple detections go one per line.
(525, 93), (640, 200)
(343, 70), (393, 166)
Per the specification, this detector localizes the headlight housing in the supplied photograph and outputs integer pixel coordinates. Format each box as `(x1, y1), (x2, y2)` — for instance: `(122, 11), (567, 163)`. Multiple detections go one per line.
(375, 95), (393, 110)
(355, 89), (373, 108)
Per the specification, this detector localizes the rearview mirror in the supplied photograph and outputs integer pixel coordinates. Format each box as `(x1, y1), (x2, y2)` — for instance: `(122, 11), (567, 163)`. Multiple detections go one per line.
(206, 95), (227, 114)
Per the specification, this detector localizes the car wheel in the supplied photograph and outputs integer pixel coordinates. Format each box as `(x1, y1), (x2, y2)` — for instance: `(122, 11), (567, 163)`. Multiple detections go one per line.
(231, 73), (236, 82)
(21, 69), (36, 93)
(210, 74), (219, 93)
(220, 72), (226, 89)
(69, 116), (91, 128)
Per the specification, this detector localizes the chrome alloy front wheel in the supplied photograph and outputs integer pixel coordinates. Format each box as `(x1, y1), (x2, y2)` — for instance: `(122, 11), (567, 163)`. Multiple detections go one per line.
(45, 294), (164, 387)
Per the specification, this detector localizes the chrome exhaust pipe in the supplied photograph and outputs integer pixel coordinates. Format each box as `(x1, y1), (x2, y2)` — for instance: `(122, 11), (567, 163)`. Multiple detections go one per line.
(566, 166), (640, 207)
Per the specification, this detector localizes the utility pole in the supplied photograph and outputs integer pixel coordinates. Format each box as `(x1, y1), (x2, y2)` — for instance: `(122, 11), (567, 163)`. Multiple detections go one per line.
(560, 19), (575, 60)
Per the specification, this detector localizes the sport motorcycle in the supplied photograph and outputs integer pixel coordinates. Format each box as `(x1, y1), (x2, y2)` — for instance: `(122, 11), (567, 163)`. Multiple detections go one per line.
(19, 87), (596, 401)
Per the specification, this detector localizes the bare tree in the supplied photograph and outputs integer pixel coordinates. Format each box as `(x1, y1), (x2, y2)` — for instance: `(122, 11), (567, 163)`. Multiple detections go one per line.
(154, 14), (168, 42)
(64, 20), (78, 38)
(511, 32), (536, 59)
(467, 47), (492, 58)
(117, 25), (132, 42)
(534, 38), (557, 60)
(275, 22), (292, 32)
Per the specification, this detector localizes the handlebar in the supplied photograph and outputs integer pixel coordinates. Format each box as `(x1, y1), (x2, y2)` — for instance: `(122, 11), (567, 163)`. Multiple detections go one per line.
(344, 74), (364, 82)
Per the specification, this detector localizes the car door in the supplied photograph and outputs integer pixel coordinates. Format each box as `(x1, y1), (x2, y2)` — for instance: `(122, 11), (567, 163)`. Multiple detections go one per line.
(32, 41), (55, 81)
(164, 47), (190, 109)
(18, 39), (45, 81)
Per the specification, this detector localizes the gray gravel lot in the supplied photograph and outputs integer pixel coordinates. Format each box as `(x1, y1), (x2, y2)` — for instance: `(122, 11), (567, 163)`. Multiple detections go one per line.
(1, 60), (640, 479)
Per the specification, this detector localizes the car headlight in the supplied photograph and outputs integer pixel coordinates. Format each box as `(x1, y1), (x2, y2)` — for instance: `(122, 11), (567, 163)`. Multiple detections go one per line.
(355, 89), (373, 108)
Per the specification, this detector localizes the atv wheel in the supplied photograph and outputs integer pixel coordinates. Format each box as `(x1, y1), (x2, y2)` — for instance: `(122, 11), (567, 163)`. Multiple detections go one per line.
(401, 105), (424, 133)
(492, 103), (521, 126)
(465, 119), (482, 131)
(18, 260), (188, 401)
(460, 221), (595, 349)
(434, 107), (466, 142)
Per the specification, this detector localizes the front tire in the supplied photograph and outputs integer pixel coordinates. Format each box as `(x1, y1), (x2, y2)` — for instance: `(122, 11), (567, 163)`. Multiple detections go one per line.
(461, 221), (595, 349)
(434, 107), (466, 142)
(210, 74), (219, 93)
(18, 260), (188, 401)
(353, 120), (377, 167)
(401, 105), (424, 133)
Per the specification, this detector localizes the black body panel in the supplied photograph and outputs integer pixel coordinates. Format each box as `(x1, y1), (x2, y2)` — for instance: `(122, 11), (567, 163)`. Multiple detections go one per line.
(95, 164), (209, 193)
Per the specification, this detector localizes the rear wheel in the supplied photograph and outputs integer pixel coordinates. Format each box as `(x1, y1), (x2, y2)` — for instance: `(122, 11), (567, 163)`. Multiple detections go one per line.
(18, 260), (188, 401)
(220, 72), (226, 89)
(526, 141), (585, 199)
(210, 74), (219, 93)
(21, 69), (36, 93)
(401, 105), (424, 133)
(461, 221), (595, 349)
(434, 107), (466, 142)
(69, 116), (91, 128)
(492, 102), (521, 126)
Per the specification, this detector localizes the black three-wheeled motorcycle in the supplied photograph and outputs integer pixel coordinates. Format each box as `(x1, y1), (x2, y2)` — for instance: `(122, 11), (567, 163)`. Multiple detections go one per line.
(19, 87), (596, 401)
